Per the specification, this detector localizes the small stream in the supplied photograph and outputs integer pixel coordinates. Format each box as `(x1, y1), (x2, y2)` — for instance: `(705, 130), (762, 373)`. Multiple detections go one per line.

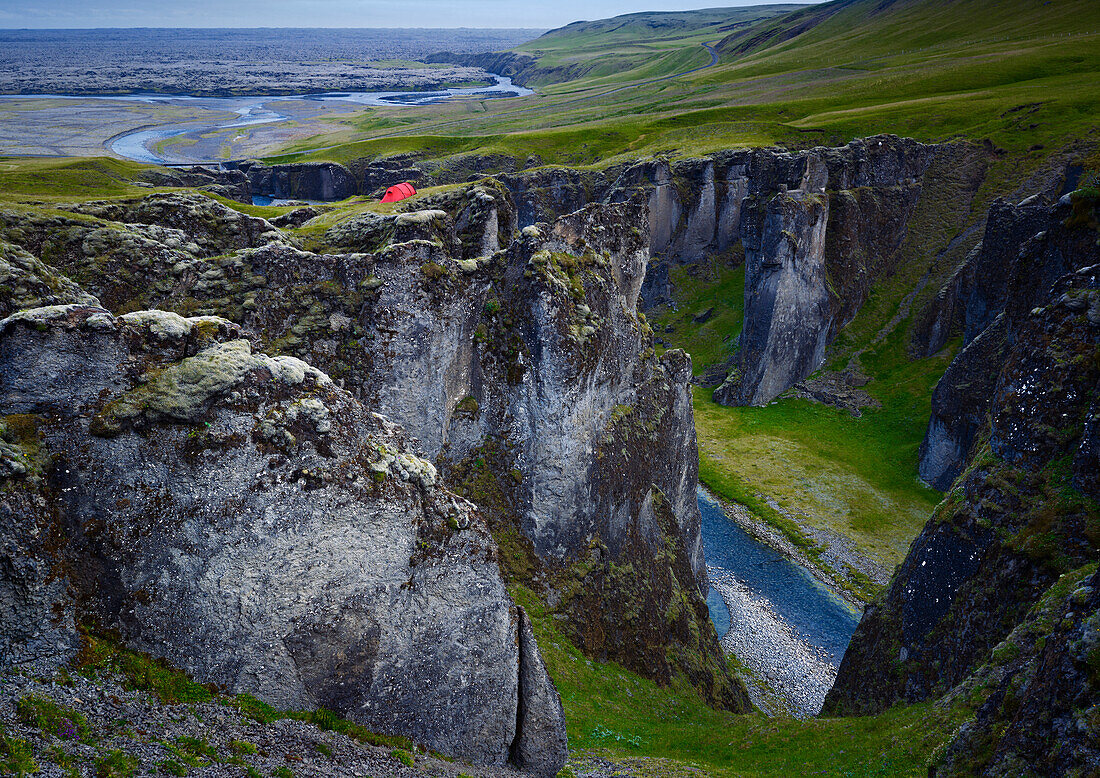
(108, 76), (532, 164)
(0, 77), (532, 164)
(699, 487), (860, 717)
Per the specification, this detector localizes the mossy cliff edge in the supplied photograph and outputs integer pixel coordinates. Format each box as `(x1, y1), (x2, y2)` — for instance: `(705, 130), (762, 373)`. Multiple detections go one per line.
(0, 174), (748, 770)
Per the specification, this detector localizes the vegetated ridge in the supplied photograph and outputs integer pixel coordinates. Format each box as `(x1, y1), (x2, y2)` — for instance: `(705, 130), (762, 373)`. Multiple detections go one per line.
(2, 0), (1100, 775)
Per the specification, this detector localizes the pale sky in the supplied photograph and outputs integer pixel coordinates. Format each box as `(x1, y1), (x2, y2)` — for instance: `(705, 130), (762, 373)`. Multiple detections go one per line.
(0, 0), (809, 30)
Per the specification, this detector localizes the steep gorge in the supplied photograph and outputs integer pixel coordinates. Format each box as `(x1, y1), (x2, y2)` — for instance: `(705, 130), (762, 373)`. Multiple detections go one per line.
(0, 178), (748, 770)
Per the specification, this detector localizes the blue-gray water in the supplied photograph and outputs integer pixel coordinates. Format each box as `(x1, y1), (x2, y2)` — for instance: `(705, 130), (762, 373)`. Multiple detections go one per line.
(0, 77), (532, 164)
(699, 487), (861, 715)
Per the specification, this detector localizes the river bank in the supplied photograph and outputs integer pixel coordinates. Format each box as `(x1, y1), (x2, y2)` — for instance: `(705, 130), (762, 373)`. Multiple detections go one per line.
(701, 484), (881, 611)
(0, 76), (534, 164)
(698, 488), (860, 718)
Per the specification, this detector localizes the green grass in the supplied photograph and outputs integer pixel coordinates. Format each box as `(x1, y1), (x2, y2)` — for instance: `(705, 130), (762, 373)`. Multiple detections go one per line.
(0, 732), (38, 777)
(77, 629), (216, 705)
(16, 695), (92, 743)
(0, 157), (162, 202)
(651, 258), (745, 376)
(513, 586), (967, 776)
(692, 316), (955, 574)
(513, 6), (800, 86)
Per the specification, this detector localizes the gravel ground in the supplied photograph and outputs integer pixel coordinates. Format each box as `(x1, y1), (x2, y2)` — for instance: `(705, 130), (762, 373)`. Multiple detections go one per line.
(568, 751), (709, 778)
(0, 664), (528, 778)
(712, 572), (838, 719)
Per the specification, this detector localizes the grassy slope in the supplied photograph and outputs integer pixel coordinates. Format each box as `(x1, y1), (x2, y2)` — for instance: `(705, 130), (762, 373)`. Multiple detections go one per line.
(511, 6), (803, 86)
(0, 157), (161, 203)
(264, 0), (1100, 169)
(514, 585), (968, 776)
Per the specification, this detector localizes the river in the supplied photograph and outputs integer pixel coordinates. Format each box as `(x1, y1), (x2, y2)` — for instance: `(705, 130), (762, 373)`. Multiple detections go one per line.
(699, 487), (860, 717)
(0, 77), (532, 165)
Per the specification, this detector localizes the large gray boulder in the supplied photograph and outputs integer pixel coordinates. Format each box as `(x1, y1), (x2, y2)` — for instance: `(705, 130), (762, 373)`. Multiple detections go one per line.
(0, 303), (566, 773)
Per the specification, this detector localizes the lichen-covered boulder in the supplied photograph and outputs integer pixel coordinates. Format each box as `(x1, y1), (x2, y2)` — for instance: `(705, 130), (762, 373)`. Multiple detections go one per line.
(0, 303), (566, 773)
(61, 192), (289, 256)
(0, 239), (99, 318)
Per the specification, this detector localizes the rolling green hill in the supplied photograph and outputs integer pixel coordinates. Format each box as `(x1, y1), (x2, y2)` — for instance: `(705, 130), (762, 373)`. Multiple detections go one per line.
(510, 5), (805, 85)
(270, 0), (1099, 168)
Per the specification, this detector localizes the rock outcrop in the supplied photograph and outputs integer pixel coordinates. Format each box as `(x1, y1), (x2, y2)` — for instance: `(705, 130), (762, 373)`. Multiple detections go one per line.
(918, 194), (1100, 489)
(714, 174), (830, 406)
(242, 134), (986, 413)
(707, 137), (983, 406)
(0, 239), (99, 318)
(136, 165), (252, 204)
(0, 183), (747, 716)
(929, 565), (1100, 776)
(242, 161), (358, 203)
(0, 303), (567, 772)
(824, 190), (1100, 723)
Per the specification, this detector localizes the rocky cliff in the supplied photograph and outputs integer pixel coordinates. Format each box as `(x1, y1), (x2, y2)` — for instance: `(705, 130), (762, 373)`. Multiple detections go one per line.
(249, 135), (985, 414)
(0, 182), (747, 722)
(242, 161), (358, 203)
(424, 51), (540, 86)
(308, 136), (986, 407)
(918, 194), (1099, 490)
(823, 188), (1100, 756)
(0, 301), (566, 773)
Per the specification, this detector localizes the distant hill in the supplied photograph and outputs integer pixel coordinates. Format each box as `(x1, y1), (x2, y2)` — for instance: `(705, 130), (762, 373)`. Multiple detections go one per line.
(426, 5), (805, 87)
(533, 6), (807, 47)
(717, 0), (1100, 61)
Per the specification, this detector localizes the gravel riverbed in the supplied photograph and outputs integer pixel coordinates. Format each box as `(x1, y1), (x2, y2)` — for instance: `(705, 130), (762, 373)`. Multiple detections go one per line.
(699, 488), (861, 718)
(712, 570), (839, 718)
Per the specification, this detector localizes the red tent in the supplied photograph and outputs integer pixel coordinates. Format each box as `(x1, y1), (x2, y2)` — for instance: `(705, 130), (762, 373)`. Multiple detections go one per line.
(381, 182), (417, 203)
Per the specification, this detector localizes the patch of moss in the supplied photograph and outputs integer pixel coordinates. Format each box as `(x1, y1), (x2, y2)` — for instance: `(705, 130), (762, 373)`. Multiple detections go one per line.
(95, 749), (138, 778)
(420, 261), (448, 281)
(446, 440), (539, 584)
(229, 696), (413, 751)
(454, 395), (480, 416)
(228, 740), (256, 756)
(16, 695), (91, 744)
(0, 732), (38, 777)
(76, 628), (215, 705)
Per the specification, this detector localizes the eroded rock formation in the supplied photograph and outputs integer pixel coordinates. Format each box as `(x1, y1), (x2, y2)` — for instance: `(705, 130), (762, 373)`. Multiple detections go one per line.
(0, 303), (567, 772)
(824, 190), (1100, 766)
(1, 180), (746, 749)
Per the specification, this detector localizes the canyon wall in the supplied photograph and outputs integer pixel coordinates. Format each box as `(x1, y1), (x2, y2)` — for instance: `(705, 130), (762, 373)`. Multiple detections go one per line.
(824, 190), (1100, 772)
(0, 184), (748, 714)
